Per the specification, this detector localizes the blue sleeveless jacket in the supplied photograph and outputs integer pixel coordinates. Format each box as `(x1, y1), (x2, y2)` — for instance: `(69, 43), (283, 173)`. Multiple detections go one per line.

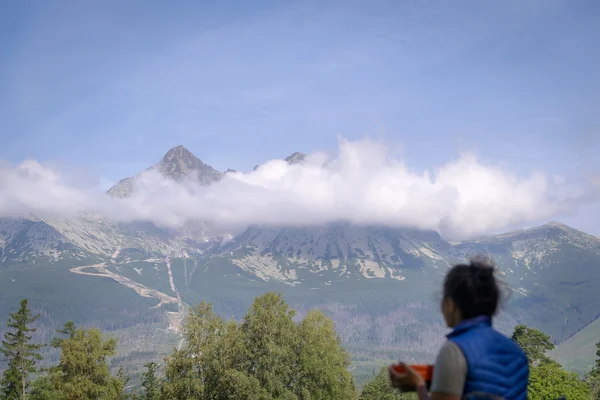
(447, 316), (529, 400)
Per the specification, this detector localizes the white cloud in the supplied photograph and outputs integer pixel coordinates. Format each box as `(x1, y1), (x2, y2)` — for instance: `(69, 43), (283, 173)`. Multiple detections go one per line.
(0, 138), (587, 239)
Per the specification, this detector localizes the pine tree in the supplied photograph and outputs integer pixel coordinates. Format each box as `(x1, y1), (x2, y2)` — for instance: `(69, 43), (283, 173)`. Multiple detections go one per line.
(28, 321), (76, 400)
(115, 367), (130, 400)
(588, 342), (600, 400)
(28, 374), (58, 400)
(596, 341), (600, 372)
(0, 299), (43, 400)
(49, 321), (75, 348)
(140, 362), (160, 400)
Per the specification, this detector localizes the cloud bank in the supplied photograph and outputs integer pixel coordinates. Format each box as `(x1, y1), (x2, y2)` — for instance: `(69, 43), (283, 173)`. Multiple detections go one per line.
(0, 139), (586, 238)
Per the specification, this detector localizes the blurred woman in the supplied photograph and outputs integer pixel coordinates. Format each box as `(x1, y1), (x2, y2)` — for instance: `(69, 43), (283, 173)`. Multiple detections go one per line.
(389, 257), (529, 400)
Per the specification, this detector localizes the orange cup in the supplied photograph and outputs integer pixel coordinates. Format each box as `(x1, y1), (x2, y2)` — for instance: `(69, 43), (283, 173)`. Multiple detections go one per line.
(392, 364), (434, 390)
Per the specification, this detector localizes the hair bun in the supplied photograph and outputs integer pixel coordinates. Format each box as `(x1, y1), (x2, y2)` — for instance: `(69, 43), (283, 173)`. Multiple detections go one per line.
(469, 255), (495, 269)
(444, 255), (502, 319)
(474, 266), (495, 285)
(468, 256), (495, 285)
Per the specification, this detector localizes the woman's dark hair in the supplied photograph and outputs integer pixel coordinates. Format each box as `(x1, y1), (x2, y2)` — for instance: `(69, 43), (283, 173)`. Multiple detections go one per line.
(443, 255), (502, 319)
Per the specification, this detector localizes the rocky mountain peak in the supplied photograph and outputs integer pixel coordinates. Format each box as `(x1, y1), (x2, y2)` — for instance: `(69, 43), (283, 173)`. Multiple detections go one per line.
(542, 221), (571, 231)
(160, 145), (197, 167)
(157, 145), (222, 184)
(107, 145), (223, 198)
(517, 221), (586, 239)
(253, 152), (307, 172)
(284, 152), (306, 165)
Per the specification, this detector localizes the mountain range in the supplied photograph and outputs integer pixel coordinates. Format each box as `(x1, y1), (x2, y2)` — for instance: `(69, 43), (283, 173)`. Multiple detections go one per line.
(1, 145), (599, 379)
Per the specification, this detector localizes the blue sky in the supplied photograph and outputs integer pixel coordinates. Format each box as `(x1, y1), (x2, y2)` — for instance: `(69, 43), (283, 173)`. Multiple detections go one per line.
(1, 0), (599, 232)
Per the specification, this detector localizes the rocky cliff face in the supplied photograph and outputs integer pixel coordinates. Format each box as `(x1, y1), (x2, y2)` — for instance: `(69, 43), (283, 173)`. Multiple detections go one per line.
(107, 145), (223, 198)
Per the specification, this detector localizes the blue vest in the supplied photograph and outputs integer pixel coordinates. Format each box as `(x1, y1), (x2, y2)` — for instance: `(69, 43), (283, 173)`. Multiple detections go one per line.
(447, 316), (529, 400)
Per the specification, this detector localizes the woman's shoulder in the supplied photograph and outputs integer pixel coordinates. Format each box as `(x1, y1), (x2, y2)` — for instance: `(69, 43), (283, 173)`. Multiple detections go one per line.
(441, 340), (466, 356)
(436, 340), (467, 368)
(431, 340), (468, 396)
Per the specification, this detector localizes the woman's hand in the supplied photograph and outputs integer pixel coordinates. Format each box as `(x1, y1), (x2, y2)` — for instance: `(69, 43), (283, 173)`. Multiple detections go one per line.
(389, 362), (426, 392)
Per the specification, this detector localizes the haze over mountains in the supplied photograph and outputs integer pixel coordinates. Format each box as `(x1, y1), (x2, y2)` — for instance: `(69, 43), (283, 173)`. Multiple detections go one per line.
(1, 145), (599, 376)
(1, 139), (584, 239)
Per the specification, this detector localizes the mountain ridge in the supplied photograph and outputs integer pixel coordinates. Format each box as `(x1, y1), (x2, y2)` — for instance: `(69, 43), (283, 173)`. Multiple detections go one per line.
(2, 145), (600, 376)
(5, 145), (597, 273)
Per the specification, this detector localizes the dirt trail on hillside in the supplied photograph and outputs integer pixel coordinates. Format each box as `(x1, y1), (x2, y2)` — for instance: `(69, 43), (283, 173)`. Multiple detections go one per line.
(165, 256), (186, 349)
(70, 253), (186, 333)
(164, 257), (186, 342)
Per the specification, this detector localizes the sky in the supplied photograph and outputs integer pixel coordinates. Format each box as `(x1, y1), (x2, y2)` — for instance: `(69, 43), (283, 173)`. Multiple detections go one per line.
(1, 0), (600, 236)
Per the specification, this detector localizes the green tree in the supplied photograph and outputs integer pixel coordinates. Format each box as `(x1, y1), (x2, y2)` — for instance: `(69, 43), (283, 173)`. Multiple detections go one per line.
(511, 324), (555, 366)
(588, 341), (600, 400)
(359, 367), (419, 400)
(240, 292), (298, 399)
(359, 367), (404, 400)
(594, 341), (600, 373)
(161, 301), (223, 399)
(162, 292), (357, 400)
(140, 362), (160, 400)
(588, 375), (600, 400)
(0, 299), (43, 400)
(294, 310), (355, 400)
(29, 322), (77, 400)
(42, 322), (124, 400)
(115, 367), (130, 400)
(28, 374), (61, 400)
(511, 325), (593, 400)
(50, 321), (75, 348)
(213, 369), (270, 400)
(528, 362), (590, 400)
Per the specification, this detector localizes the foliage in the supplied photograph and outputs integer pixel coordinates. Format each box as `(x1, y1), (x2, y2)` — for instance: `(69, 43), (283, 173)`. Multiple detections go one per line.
(588, 374), (600, 400)
(0, 299), (43, 400)
(595, 341), (600, 372)
(162, 292), (356, 399)
(528, 361), (590, 400)
(29, 322), (126, 400)
(6, 296), (598, 400)
(294, 310), (355, 399)
(511, 324), (594, 400)
(140, 362), (160, 400)
(511, 324), (555, 366)
(588, 342), (600, 400)
(358, 367), (416, 400)
(115, 367), (131, 400)
(28, 374), (59, 400)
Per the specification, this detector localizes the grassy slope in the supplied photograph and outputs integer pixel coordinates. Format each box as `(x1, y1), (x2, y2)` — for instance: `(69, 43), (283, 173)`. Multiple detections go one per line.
(550, 316), (600, 374)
